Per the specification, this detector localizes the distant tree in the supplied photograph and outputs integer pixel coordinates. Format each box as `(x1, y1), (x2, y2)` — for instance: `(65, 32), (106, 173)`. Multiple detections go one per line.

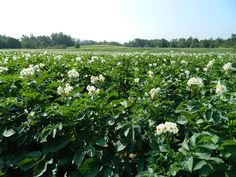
(74, 39), (80, 48)
(177, 38), (186, 48)
(37, 36), (52, 48)
(51, 32), (74, 47)
(159, 39), (169, 47)
(21, 35), (40, 48)
(0, 35), (21, 49)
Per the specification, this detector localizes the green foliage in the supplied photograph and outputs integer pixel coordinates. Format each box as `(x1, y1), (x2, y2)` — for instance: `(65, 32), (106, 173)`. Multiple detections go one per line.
(0, 50), (235, 176)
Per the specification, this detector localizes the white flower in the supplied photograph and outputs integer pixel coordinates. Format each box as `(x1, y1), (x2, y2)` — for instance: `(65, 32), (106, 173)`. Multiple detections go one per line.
(184, 70), (190, 78)
(34, 63), (45, 72)
(68, 69), (79, 78)
(90, 75), (105, 84)
(99, 75), (105, 82)
(164, 122), (178, 134)
(215, 81), (227, 95)
(91, 76), (98, 84)
(206, 59), (215, 68)
(20, 66), (35, 78)
(155, 123), (164, 135)
(75, 57), (82, 62)
(120, 100), (128, 108)
(57, 86), (64, 95)
(187, 77), (204, 87)
(223, 62), (232, 71)
(149, 87), (161, 99)
(203, 67), (208, 72)
(148, 70), (154, 78)
(57, 84), (73, 95)
(29, 111), (35, 117)
(0, 66), (8, 73)
(64, 83), (73, 94)
(134, 78), (140, 83)
(117, 62), (122, 66)
(155, 122), (178, 135)
(86, 85), (99, 95)
(180, 60), (188, 65)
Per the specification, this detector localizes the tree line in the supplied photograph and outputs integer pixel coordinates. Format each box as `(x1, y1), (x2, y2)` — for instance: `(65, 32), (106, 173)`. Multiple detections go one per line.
(124, 34), (236, 48)
(0, 33), (235, 49)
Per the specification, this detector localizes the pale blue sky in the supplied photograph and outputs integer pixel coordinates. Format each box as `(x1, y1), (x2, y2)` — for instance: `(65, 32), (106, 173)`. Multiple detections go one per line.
(0, 0), (235, 42)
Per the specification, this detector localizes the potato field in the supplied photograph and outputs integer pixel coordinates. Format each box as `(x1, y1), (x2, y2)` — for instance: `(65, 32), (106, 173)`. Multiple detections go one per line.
(0, 50), (236, 177)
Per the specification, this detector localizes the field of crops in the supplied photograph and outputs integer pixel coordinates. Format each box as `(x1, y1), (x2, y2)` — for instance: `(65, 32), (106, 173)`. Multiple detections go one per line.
(0, 50), (236, 177)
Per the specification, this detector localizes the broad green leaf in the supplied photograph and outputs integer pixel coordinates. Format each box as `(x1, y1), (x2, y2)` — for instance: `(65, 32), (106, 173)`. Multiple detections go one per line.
(115, 140), (127, 152)
(33, 159), (53, 177)
(182, 156), (193, 172)
(17, 157), (39, 171)
(159, 144), (170, 152)
(73, 148), (85, 168)
(42, 136), (70, 153)
(193, 160), (207, 171)
(94, 137), (107, 147)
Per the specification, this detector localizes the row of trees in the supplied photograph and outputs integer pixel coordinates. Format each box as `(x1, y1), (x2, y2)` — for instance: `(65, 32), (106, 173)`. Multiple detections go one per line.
(0, 33), (236, 49)
(21, 33), (78, 48)
(0, 33), (79, 49)
(124, 34), (236, 48)
(0, 35), (21, 48)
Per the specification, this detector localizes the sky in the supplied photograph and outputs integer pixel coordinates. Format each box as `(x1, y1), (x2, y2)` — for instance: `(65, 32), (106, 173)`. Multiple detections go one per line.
(0, 0), (236, 43)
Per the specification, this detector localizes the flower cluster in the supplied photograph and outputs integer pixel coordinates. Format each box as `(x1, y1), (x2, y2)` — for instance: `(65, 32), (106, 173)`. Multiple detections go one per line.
(34, 63), (45, 72)
(147, 70), (154, 78)
(20, 66), (35, 78)
(86, 85), (100, 96)
(0, 66), (8, 73)
(57, 83), (73, 95)
(90, 75), (105, 84)
(68, 69), (79, 78)
(120, 100), (128, 108)
(203, 59), (215, 72)
(148, 87), (161, 99)
(215, 81), (227, 95)
(180, 60), (188, 65)
(134, 78), (140, 83)
(155, 122), (178, 135)
(187, 77), (204, 87)
(20, 64), (45, 78)
(223, 62), (233, 71)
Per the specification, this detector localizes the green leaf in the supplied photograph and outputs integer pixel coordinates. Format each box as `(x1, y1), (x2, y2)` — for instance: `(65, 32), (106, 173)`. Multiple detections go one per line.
(94, 137), (107, 147)
(159, 144), (170, 152)
(79, 158), (97, 174)
(17, 157), (39, 171)
(42, 136), (70, 153)
(73, 148), (85, 168)
(168, 163), (181, 176)
(219, 140), (236, 159)
(182, 156), (193, 172)
(193, 160), (207, 171)
(182, 137), (190, 151)
(0, 171), (5, 176)
(103, 168), (113, 177)
(115, 140), (127, 152)
(83, 166), (101, 177)
(33, 159), (53, 177)
(2, 129), (15, 137)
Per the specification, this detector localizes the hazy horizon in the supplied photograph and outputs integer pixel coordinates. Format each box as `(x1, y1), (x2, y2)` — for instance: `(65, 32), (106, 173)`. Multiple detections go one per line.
(1, 0), (235, 43)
